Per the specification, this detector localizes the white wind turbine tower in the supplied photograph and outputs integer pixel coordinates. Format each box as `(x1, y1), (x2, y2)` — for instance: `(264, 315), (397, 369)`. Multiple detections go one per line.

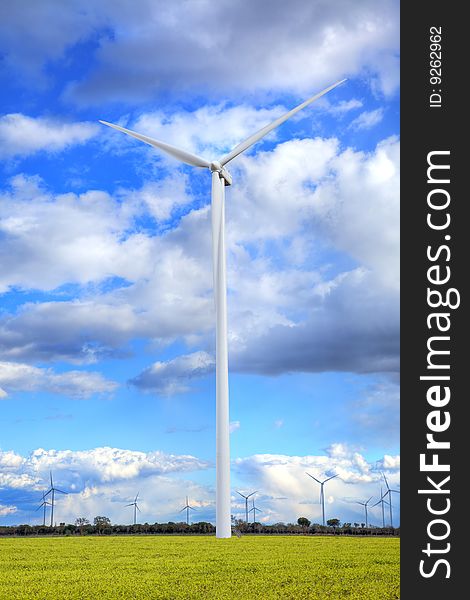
(306, 472), (338, 527)
(100, 79), (346, 538)
(382, 472), (400, 528)
(372, 486), (389, 528)
(125, 492), (141, 526)
(356, 496), (373, 528)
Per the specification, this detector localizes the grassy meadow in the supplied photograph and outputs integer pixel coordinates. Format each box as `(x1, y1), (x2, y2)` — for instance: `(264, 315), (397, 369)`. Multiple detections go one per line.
(0, 535), (399, 599)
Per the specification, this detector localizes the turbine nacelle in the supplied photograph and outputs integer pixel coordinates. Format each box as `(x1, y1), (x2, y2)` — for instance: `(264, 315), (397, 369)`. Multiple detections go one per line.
(210, 161), (232, 186)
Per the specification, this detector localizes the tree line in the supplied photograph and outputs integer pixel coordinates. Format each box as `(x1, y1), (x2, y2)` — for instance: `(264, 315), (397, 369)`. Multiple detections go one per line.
(0, 516), (399, 537)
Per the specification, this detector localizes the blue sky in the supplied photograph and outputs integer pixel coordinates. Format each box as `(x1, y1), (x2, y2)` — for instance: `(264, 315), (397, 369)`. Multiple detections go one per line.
(0, 0), (399, 527)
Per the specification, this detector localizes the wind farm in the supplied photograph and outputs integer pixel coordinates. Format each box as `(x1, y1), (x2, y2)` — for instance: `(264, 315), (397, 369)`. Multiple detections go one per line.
(11, 467), (399, 532)
(0, 0), (401, 597)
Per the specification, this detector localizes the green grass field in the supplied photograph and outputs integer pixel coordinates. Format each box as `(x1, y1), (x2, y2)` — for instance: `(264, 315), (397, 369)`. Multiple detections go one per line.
(0, 535), (399, 599)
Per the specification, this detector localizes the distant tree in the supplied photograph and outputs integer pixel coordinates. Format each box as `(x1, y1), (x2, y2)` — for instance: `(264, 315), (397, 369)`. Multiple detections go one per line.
(297, 517), (311, 531)
(326, 518), (340, 528)
(361, 523), (365, 528)
(94, 516), (111, 534)
(75, 517), (90, 535)
(354, 522), (359, 528)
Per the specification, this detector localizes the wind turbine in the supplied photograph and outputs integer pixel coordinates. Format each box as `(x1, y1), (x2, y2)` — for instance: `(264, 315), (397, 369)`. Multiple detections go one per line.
(356, 497), (373, 528)
(306, 472), (338, 526)
(179, 496), (196, 525)
(44, 471), (67, 527)
(382, 472), (400, 527)
(100, 78), (346, 538)
(237, 490), (257, 523)
(35, 491), (52, 527)
(125, 492), (141, 525)
(249, 498), (262, 524)
(372, 486), (389, 528)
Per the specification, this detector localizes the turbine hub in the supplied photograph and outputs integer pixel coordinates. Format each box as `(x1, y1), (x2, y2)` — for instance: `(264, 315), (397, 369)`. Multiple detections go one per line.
(210, 160), (232, 186)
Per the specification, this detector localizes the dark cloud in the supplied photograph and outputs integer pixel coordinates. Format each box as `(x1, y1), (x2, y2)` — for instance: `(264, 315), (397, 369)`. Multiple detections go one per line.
(232, 269), (399, 376)
(130, 351), (215, 395)
(0, 1), (399, 104)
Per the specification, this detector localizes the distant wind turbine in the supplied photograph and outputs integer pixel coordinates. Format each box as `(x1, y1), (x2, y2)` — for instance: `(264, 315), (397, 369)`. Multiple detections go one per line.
(35, 491), (52, 527)
(180, 496), (196, 526)
(125, 492), (141, 525)
(44, 471), (67, 527)
(306, 472), (338, 526)
(372, 487), (390, 528)
(100, 78), (346, 538)
(382, 473), (400, 527)
(249, 498), (262, 524)
(356, 497), (373, 528)
(237, 490), (257, 523)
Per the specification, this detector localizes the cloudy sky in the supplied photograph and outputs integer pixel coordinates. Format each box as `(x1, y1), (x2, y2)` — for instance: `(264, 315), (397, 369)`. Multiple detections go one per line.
(0, 0), (399, 527)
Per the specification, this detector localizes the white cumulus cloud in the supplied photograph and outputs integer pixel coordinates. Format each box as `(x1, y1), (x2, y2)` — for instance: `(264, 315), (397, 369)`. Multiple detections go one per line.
(0, 504), (18, 516)
(0, 114), (98, 159)
(0, 135), (399, 386)
(349, 108), (384, 131)
(0, 361), (118, 399)
(233, 446), (400, 525)
(0, 444), (399, 526)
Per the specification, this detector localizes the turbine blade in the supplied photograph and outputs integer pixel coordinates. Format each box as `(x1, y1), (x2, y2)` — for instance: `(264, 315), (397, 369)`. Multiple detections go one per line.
(50, 471), (53, 487)
(99, 121), (211, 169)
(236, 491), (246, 499)
(211, 172), (226, 343)
(371, 500), (381, 507)
(382, 472), (390, 490)
(136, 505), (141, 512)
(306, 473), (321, 484)
(324, 474), (338, 483)
(125, 503), (134, 507)
(179, 507), (187, 513)
(55, 489), (68, 495)
(219, 79), (346, 166)
(246, 491), (258, 498)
